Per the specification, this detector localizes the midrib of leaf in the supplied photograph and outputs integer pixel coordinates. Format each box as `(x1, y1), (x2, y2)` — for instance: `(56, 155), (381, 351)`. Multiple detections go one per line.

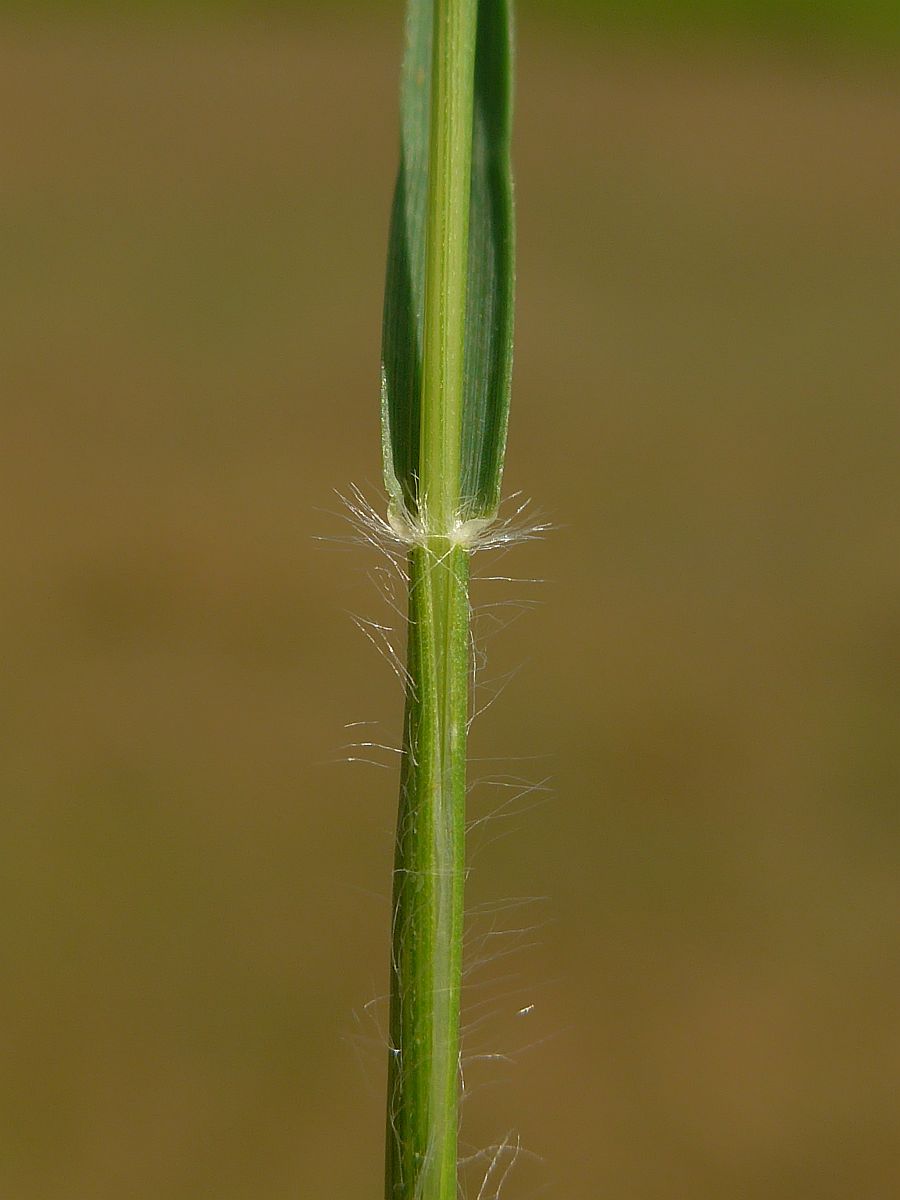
(420, 0), (477, 535)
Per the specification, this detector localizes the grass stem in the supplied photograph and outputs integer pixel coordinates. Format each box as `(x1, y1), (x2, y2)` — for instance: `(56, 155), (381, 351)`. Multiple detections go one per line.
(385, 3), (478, 1199)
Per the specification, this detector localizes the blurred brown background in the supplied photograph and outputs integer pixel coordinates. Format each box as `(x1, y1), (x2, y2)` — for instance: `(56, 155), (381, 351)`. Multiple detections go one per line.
(2, 3), (899, 1197)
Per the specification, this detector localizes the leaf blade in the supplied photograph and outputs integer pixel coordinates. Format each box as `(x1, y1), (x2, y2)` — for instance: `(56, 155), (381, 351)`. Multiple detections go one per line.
(381, 0), (515, 528)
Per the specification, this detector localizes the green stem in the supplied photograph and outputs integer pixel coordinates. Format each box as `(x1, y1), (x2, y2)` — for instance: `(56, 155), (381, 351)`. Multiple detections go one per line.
(386, 3), (477, 1200)
(386, 543), (469, 1200)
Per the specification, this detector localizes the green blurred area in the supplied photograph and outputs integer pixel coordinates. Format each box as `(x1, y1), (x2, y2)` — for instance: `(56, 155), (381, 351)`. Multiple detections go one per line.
(7, 0), (900, 47)
(2, 6), (899, 1200)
